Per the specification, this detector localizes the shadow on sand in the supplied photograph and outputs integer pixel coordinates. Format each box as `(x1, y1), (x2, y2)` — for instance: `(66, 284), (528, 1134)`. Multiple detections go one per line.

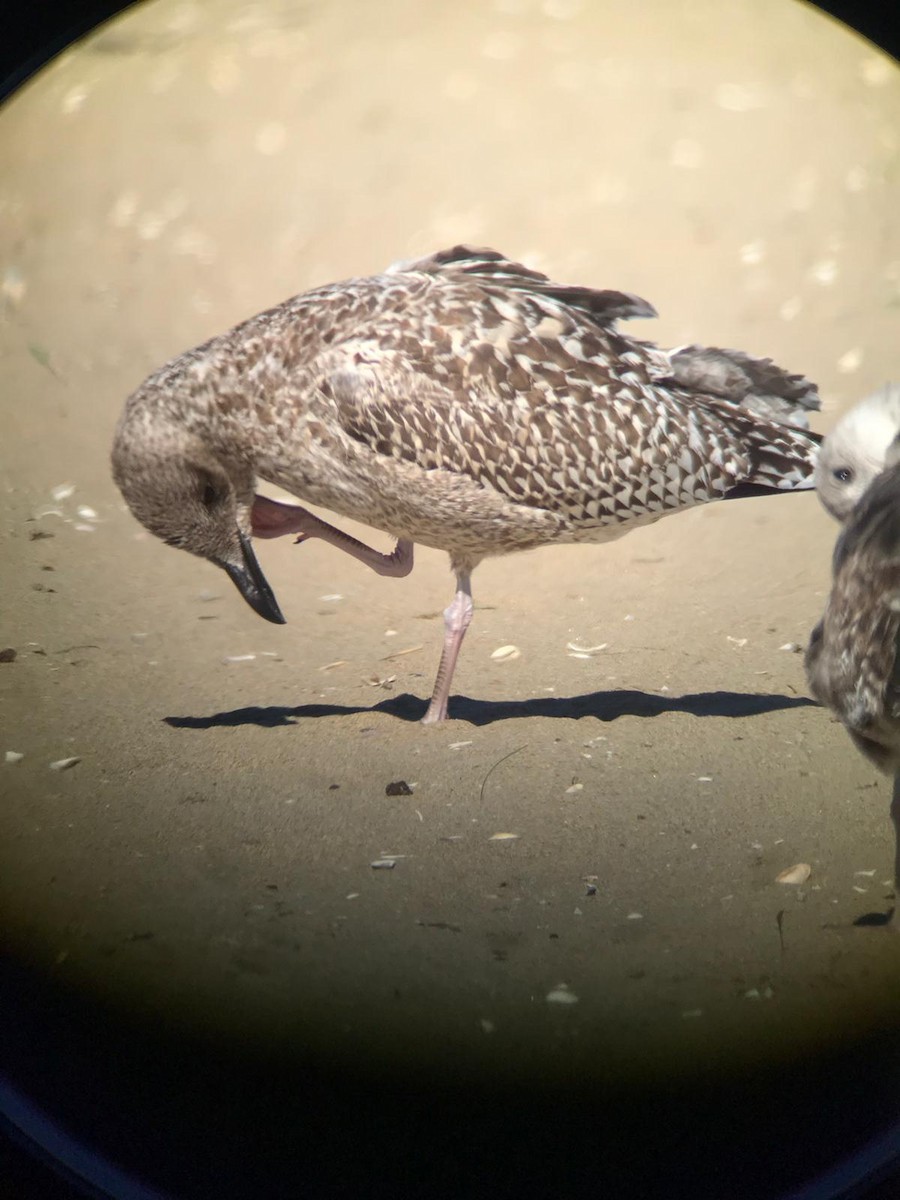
(165, 688), (818, 730)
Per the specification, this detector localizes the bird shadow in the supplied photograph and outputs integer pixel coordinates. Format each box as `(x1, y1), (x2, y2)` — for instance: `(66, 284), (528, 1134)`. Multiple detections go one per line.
(164, 688), (817, 730)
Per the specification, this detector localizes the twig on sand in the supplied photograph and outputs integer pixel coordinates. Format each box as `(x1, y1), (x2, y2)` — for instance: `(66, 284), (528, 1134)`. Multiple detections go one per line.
(479, 744), (527, 805)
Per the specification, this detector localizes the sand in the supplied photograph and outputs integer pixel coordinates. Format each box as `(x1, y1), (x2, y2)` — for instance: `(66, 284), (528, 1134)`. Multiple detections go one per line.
(2, 1), (900, 1193)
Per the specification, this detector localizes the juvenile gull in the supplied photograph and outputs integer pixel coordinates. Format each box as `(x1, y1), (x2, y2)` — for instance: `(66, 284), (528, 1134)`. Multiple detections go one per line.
(112, 245), (823, 724)
(806, 386), (900, 923)
(814, 382), (900, 521)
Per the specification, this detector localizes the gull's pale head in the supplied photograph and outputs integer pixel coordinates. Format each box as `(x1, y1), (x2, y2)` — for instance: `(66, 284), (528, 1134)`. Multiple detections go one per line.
(815, 383), (900, 522)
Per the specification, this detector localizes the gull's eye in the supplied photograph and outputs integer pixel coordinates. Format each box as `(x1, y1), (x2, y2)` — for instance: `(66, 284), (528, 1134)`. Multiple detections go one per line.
(832, 466), (854, 484)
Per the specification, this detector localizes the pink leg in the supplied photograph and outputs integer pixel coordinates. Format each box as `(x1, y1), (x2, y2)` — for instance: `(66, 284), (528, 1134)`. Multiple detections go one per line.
(251, 494), (413, 578)
(421, 571), (473, 725)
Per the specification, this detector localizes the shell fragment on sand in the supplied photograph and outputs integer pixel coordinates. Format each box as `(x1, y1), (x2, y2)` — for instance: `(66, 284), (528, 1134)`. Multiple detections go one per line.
(546, 986), (579, 1005)
(566, 642), (608, 657)
(49, 757), (81, 771)
(367, 673), (397, 688)
(775, 863), (811, 885)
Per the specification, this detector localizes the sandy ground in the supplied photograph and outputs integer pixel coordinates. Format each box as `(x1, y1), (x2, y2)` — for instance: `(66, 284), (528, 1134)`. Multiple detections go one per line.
(2, 0), (900, 1168)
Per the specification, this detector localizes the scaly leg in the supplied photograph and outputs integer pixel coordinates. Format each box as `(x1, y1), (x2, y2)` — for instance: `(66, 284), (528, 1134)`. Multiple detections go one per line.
(251, 494), (413, 578)
(422, 571), (473, 725)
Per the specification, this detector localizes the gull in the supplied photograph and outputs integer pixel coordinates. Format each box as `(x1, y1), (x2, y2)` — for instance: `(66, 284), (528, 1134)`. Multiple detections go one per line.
(112, 245), (822, 723)
(806, 385), (900, 924)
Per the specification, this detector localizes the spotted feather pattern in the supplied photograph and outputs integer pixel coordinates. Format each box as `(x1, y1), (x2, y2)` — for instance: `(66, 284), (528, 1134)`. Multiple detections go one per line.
(311, 249), (820, 527)
(123, 245), (821, 566)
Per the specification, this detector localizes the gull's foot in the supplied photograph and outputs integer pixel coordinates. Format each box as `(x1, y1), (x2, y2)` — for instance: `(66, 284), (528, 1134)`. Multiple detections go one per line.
(251, 493), (310, 538)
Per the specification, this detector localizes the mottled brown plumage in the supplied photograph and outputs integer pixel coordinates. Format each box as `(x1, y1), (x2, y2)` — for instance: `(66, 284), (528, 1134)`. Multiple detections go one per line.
(112, 245), (822, 722)
(806, 405), (900, 925)
(807, 454), (900, 774)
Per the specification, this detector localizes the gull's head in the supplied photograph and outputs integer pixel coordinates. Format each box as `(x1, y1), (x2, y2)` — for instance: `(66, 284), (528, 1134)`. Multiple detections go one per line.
(111, 410), (285, 624)
(815, 383), (900, 522)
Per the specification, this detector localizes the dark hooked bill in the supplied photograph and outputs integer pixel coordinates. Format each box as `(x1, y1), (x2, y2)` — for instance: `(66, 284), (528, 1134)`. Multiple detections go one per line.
(221, 529), (286, 624)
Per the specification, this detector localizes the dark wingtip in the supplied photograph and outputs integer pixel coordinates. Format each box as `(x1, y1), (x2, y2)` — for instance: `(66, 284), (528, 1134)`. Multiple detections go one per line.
(723, 481), (816, 501)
